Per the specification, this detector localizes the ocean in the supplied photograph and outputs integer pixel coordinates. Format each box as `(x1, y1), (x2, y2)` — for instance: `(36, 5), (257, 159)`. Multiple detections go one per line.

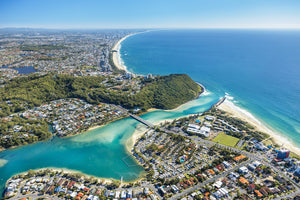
(120, 29), (300, 148)
(0, 29), (300, 194)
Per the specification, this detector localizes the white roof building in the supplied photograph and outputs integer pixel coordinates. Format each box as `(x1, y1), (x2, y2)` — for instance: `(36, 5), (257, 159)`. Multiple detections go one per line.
(239, 166), (249, 174)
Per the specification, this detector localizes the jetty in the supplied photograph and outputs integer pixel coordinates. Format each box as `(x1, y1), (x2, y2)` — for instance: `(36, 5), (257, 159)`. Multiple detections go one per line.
(214, 97), (226, 108)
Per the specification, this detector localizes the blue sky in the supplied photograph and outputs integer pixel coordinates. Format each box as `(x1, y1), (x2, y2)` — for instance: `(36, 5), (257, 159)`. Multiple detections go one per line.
(0, 0), (300, 29)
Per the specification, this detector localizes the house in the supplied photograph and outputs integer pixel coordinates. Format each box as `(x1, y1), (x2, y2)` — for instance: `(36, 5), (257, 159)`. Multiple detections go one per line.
(252, 161), (261, 167)
(254, 190), (263, 198)
(205, 116), (216, 121)
(269, 187), (280, 194)
(240, 194), (252, 200)
(121, 191), (126, 199)
(229, 172), (239, 181)
(239, 166), (249, 174)
(83, 187), (90, 193)
(159, 186), (167, 196)
(213, 188), (229, 199)
(109, 191), (114, 197)
(133, 188), (143, 196)
(150, 194), (158, 200)
(239, 177), (249, 185)
(68, 181), (75, 188)
(115, 191), (120, 198)
(54, 186), (61, 193)
(248, 184), (255, 192)
(248, 164), (256, 171)
(208, 169), (215, 175)
(213, 181), (223, 189)
(103, 190), (109, 197)
(259, 187), (270, 196)
(127, 189), (133, 198)
(278, 185), (287, 193)
(188, 124), (200, 129)
(222, 161), (231, 168)
(216, 164), (224, 171)
(87, 195), (93, 200)
(144, 187), (150, 195)
(171, 185), (179, 193)
(254, 142), (268, 151)
(234, 155), (246, 162)
(78, 192), (84, 197)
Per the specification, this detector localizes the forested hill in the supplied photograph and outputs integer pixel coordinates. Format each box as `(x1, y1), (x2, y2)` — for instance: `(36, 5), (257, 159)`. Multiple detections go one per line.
(134, 74), (202, 109)
(0, 73), (202, 117)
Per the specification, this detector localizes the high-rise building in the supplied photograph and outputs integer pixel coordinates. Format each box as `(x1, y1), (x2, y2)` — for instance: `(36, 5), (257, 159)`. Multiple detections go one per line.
(277, 149), (290, 159)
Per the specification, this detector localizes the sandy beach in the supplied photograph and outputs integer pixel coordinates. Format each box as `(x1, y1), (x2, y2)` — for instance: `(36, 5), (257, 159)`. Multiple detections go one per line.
(125, 117), (181, 153)
(111, 33), (142, 72)
(111, 31), (152, 72)
(218, 99), (300, 156)
(86, 124), (104, 131)
(111, 35), (131, 72)
(125, 124), (148, 152)
(16, 167), (113, 184)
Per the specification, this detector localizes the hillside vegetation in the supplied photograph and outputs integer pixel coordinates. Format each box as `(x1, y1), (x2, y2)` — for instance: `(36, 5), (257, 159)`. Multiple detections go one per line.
(0, 73), (202, 117)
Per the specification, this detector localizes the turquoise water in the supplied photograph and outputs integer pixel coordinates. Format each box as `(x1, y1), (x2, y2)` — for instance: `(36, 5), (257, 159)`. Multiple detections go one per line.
(121, 29), (300, 147)
(1, 29), (299, 195)
(0, 92), (218, 194)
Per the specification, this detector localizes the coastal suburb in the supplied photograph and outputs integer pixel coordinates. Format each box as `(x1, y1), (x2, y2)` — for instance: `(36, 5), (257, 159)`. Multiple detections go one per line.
(1, 29), (300, 200)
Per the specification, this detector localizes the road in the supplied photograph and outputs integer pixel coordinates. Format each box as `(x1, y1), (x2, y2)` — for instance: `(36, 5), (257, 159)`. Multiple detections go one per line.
(115, 105), (154, 128)
(157, 128), (300, 199)
(118, 105), (299, 199)
(272, 190), (300, 200)
(170, 160), (252, 200)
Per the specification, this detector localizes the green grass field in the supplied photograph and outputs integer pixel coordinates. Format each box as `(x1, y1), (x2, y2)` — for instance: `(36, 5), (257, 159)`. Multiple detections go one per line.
(212, 132), (240, 147)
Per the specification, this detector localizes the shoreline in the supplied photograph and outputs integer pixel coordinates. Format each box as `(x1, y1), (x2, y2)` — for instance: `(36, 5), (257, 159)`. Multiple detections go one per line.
(153, 82), (205, 113)
(0, 116), (128, 152)
(124, 84), (207, 152)
(217, 99), (300, 156)
(8, 167), (113, 185)
(125, 124), (149, 153)
(7, 167), (147, 187)
(111, 31), (151, 73)
(125, 115), (188, 153)
(111, 34), (133, 72)
(58, 115), (129, 139)
(5, 96), (300, 190)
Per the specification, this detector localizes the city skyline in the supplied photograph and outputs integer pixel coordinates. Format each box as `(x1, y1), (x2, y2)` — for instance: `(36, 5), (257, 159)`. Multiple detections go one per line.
(1, 0), (300, 29)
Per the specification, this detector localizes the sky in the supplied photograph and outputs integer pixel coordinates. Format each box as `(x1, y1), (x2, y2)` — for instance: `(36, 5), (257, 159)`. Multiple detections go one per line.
(0, 0), (300, 29)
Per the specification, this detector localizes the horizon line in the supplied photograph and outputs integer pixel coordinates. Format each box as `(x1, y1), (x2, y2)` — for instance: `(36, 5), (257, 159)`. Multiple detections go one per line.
(1, 26), (300, 30)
